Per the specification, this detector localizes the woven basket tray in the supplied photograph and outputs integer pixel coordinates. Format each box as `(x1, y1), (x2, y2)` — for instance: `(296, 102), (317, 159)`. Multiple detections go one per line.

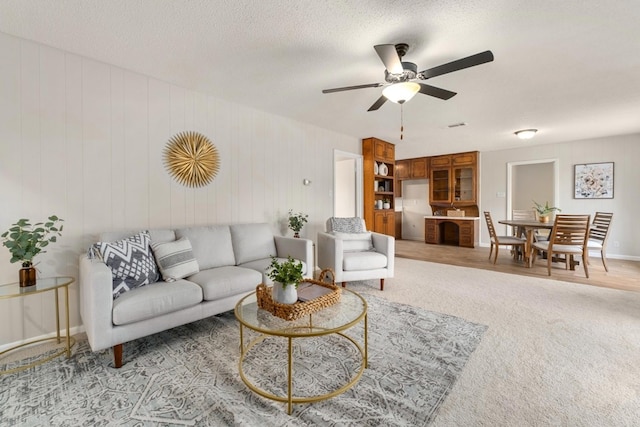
(256, 269), (341, 321)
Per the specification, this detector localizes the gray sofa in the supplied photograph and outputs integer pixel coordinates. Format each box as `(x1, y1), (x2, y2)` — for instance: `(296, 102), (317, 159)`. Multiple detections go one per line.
(79, 223), (313, 368)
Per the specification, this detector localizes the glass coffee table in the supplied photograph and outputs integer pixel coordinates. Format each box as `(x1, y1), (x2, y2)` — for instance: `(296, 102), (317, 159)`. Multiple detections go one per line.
(234, 288), (368, 415)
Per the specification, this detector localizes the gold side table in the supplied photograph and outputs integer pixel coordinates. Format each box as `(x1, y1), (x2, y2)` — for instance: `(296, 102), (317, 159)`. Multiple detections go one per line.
(234, 288), (368, 415)
(0, 276), (76, 375)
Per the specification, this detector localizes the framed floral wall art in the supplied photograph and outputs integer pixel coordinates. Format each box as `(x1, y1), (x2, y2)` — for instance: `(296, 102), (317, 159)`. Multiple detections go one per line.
(574, 162), (614, 199)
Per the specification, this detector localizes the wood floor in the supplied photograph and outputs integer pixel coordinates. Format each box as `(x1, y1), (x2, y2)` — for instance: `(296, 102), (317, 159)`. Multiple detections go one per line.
(395, 239), (640, 292)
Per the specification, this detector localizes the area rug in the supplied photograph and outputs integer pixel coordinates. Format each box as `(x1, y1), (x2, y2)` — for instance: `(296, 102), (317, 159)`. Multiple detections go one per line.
(0, 294), (486, 426)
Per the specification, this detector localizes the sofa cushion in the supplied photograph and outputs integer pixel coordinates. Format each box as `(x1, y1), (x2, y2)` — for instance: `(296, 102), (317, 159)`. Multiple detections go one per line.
(175, 225), (235, 270)
(230, 223), (277, 265)
(187, 266), (261, 301)
(151, 237), (200, 282)
(112, 280), (203, 325)
(93, 231), (160, 299)
(343, 251), (388, 271)
(332, 231), (373, 252)
(240, 257), (309, 284)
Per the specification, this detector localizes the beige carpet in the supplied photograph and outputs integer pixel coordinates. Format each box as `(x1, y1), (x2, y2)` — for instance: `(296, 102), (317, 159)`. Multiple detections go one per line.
(344, 257), (640, 426)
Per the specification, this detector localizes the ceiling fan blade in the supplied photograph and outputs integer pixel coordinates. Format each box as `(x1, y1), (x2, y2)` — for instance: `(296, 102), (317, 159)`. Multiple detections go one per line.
(322, 83), (383, 94)
(374, 44), (404, 74)
(419, 50), (494, 80)
(418, 83), (457, 100)
(367, 95), (388, 111)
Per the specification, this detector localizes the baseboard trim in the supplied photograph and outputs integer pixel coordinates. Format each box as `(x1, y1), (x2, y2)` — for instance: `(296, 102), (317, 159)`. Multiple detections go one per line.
(0, 325), (85, 353)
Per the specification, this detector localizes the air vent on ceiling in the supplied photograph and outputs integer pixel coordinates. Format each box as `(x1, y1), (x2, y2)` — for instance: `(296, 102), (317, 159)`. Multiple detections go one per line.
(448, 122), (467, 128)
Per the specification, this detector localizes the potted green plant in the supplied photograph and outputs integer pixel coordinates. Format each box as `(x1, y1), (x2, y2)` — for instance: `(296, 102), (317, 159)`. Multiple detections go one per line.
(382, 198), (391, 209)
(532, 201), (561, 223)
(267, 255), (303, 304)
(1, 215), (64, 287)
(287, 209), (308, 238)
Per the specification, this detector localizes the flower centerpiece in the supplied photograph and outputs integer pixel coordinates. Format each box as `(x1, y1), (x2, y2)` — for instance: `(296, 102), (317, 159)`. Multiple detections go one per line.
(1, 215), (64, 286)
(532, 201), (561, 223)
(267, 255), (303, 304)
(287, 209), (308, 238)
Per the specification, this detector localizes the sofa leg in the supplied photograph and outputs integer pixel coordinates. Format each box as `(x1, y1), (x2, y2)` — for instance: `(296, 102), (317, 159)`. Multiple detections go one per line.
(380, 278), (384, 291)
(342, 282), (346, 288)
(113, 344), (123, 368)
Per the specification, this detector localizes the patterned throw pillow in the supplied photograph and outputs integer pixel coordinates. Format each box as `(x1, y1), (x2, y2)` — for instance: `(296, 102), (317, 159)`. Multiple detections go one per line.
(93, 231), (160, 299)
(151, 237), (200, 282)
(329, 217), (365, 233)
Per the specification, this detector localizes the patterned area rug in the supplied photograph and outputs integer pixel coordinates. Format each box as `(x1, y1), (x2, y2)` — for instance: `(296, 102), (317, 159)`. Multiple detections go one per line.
(1, 294), (486, 426)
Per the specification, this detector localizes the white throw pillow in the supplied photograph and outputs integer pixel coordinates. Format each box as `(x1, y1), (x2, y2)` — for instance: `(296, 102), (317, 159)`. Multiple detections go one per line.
(151, 237), (200, 282)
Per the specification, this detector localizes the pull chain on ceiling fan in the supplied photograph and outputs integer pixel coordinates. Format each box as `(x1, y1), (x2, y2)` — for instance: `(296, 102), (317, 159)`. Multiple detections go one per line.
(322, 43), (494, 112)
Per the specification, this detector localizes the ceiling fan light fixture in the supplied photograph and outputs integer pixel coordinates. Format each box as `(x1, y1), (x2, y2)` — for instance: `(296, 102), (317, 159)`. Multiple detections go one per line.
(515, 129), (538, 139)
(382, 82), (420, 104)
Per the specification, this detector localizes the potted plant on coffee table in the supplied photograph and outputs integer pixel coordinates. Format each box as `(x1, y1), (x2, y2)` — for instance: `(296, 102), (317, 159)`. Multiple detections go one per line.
(267, 255), (304, 304)
(287, 209), (308, 238)
(1, 215), (64, 287)
(532, 200), (561, 223)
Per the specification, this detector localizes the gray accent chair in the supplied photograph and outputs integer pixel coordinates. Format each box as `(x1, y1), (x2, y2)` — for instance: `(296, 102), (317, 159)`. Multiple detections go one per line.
(316, 217), (394, 290)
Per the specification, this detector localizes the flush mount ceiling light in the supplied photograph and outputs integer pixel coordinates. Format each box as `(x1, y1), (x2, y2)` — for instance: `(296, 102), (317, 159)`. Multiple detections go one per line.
(515, 129), (538, 139)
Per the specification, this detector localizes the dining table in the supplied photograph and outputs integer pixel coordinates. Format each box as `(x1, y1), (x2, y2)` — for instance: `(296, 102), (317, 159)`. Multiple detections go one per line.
(498, 219), (555, 268)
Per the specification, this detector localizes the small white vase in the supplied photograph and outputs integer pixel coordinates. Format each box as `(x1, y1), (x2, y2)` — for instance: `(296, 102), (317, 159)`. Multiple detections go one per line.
(379, 163), (388, 176)
(383, 202), (391, 209)
(373, 162), (379, 175)
(272, 281), (298, 304)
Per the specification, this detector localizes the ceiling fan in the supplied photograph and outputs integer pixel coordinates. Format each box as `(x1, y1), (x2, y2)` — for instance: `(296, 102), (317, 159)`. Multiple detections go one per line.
(322, 43), (494, 111)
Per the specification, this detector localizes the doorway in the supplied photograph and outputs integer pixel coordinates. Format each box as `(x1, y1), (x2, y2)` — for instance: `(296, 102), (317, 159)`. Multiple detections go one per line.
(506, 159), (559, 217)
(333, 150), (363, 218)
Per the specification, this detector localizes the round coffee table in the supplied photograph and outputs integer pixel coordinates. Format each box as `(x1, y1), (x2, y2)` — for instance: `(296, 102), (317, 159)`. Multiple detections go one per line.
(234, 288), (368, 415)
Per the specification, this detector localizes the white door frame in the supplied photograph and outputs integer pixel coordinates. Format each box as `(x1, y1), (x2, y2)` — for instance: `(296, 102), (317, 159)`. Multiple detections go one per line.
(333, 150), (363, 218)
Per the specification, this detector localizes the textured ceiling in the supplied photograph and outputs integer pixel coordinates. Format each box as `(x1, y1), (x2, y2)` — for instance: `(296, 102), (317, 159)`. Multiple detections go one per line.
(2, 0), (640, 158)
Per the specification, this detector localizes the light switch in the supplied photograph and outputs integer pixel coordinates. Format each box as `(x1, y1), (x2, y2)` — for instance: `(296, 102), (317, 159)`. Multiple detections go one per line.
(496, 191), (506, 198)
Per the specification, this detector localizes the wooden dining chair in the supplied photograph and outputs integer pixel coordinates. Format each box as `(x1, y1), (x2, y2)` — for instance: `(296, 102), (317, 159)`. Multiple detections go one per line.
(587, 212), (613, 272)
(484, 211), (526, 264)
(531, 214), (591, 278)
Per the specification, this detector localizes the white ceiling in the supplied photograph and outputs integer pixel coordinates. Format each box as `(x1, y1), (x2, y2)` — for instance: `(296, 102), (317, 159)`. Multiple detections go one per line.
(2, 0), (640, 158)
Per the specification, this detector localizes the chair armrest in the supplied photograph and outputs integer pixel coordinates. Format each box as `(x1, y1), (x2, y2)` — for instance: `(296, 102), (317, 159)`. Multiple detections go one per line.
(317, 232), (345, 282)
(371, 232), (395, 277)
(79, 254), (115, 351)
(274, 236), (314, 277)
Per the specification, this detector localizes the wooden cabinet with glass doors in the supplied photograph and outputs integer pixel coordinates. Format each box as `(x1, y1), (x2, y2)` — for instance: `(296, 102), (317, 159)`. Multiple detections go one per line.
(429, 151), (478, 211)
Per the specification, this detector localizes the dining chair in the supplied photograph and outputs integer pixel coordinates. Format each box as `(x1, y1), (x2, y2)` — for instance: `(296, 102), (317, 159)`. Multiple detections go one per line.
(587, 212), (613, 272)
(484, 211), (526, 264)
(531, 214), (591, 278)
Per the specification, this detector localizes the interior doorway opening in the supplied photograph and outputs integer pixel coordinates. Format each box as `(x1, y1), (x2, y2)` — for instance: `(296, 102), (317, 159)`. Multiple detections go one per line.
(507, 159), (559, 219)
(333, 150), (363, 218)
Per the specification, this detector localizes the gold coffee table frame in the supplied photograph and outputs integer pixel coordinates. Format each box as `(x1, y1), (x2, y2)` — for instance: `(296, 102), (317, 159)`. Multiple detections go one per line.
(0, 276), (76, 375)
(234, 288), (368, 415)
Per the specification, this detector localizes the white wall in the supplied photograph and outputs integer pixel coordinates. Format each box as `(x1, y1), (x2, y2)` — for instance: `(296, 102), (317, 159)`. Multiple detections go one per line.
(0, 33), (359, 346)
(480, 133), (640, 259)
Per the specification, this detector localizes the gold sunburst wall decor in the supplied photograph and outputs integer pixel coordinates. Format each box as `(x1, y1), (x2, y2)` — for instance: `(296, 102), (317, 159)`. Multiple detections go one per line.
(163, 131), (220, 187)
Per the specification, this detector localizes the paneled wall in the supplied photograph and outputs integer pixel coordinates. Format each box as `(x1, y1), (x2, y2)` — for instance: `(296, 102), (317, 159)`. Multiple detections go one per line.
(0, 33), (358, 347)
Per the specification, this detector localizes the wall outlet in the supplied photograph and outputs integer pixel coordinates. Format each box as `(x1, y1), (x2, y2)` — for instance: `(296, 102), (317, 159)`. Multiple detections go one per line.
(496, 191), (506, 198)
